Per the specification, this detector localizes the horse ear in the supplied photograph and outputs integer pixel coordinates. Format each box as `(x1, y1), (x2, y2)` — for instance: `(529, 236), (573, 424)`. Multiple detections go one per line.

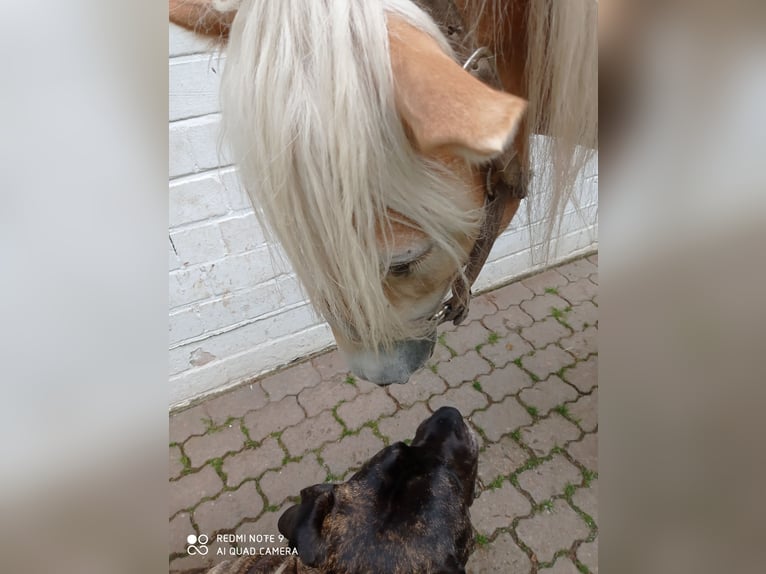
(388, 18), (526, 163)
(277, 484), (335, 567)
(169, 0), (238, 40)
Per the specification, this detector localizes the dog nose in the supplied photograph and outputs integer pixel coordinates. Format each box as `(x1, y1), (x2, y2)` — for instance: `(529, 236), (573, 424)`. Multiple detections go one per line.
(341, 334), (436, 385)
(430, 406), (464, 425)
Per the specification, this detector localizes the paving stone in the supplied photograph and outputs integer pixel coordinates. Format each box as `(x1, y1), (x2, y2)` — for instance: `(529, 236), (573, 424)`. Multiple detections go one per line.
(378, 402), (431, 444)
(281, 411), (344, 456)
(443, 321), (491, 355)
(564, 358), (598, 397)
(463, 294), (499, 322)
(521, 317), (572, 349)
(321, 427), (384, 477)
(516, 499), (590, 563)
(202, 382), (268, 424)
(572, 479), (598, 523)
(589, 271), (598, 286)
(556, 258), (597, 282)
(185, 424), (245, 468)
(194, 481), (263, 535)
(521, 269), (568, 295)
(521, 346), (576, 381)
(520, 414), (581, 457)
(222, 438), (284, 486)
(170, 405), (208, 444)
(336, 387), (397, 430)
(170, 465), (224, 517)
(542, 557), (580, 573)
(477, 436), (529, 485)
(472, 481), (532, 535)
(466, 531), (531, 574)
(170, 445), (185, 480)
(519, 376), (578, 415)
(478, 331), (533, 369)
(297, 375), (359, 417)
(260, 455), (326, 506)
(483, 304), (535, 336)
(565, 301), (598, 331)
(312, 349), (350, 381)
(560, 327), (598, 360)
(429, 385), (488, 416)
(429, 341), (454, 364)
(587, 252), (598, 266)
(472, 397), (533, 442)
(477, 363), (534, 401)
(520, 293), (571, 321)
(567, 432), (597, 471)
(569, 390), (598, 432)
(558, 277), (598, 306)
(261, 362), (321, 402)
(387, 369), (446, 407)
(350, 376), (382, 395)
(242, 396), (305, 442)
(578, 538), (598, 573)
(485, 280), (535, 309)
(169, 511), (194, 556)
(236, 502), (292, 543)
(169, 539), (232, 572)
(438, 350), (492, 387)
(517, 454), (582, 503)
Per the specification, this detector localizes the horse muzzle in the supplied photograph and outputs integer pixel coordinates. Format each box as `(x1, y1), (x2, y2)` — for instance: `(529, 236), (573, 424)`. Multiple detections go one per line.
(340, 332), (437, 385)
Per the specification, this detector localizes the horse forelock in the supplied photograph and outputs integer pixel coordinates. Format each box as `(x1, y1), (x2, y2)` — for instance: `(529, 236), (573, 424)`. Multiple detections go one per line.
(220, 0), (481, 350)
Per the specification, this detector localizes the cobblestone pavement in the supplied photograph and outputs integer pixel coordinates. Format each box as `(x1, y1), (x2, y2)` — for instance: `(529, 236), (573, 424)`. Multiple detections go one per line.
(169, 253), (598, 573)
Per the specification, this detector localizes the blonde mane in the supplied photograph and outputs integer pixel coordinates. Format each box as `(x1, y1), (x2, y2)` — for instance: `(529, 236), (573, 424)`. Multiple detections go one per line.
(220, 0), (597, 349)
(221, 0), (481, 350)
(523, 0), (598, 251)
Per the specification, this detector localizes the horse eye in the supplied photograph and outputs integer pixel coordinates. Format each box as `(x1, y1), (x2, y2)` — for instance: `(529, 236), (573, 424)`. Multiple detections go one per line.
(388, 262), (413, 277)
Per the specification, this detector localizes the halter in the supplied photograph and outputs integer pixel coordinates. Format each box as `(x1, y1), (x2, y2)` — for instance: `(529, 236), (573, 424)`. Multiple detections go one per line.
(414, 0), (528, 325)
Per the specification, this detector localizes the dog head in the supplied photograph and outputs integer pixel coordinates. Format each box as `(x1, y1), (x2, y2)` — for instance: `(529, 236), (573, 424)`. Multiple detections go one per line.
(278, 406), (479, 573)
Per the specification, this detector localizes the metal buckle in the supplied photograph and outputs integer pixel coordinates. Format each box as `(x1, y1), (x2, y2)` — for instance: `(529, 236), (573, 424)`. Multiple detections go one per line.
(462, 46), (493, 71)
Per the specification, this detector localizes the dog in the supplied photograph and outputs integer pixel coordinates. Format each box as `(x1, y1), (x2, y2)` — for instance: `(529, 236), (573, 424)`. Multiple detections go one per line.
(179, 406), (479, 574)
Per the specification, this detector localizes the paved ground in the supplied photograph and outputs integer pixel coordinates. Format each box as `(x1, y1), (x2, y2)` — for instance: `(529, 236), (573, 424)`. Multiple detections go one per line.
(169, 253), (598, 573)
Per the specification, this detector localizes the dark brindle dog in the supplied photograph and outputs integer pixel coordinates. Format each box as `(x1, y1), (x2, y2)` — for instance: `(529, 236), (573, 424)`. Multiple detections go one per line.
(181, 406), (479, 574)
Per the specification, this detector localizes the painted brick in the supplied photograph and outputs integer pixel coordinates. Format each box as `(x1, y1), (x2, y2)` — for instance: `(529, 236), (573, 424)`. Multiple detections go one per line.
(195, 281), (293, 334)
(218, 213), (266, 254)
(169, 308), (205, 347)
(169, 23), (211, 57)
(169, 55), (225, 121)
(169, 172), (230, 228)
(170, 224), (226, 267)
(169, 266), (212, 310)
(169, 115), (230, 178)
(169, 239), (182, 271)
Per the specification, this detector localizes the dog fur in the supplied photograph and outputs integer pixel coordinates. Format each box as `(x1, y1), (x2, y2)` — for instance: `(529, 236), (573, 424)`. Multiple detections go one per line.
(177, 406), (478, 574)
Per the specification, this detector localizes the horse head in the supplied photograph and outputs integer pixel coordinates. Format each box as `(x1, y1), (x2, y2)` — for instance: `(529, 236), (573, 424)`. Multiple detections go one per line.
(170, 0), (595, 385)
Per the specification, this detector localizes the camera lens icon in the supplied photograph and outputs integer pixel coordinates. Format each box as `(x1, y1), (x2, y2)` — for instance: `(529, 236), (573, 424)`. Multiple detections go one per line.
(187, 534), (209, 555)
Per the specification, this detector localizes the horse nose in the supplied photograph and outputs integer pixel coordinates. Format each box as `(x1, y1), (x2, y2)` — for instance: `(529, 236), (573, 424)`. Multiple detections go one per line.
(343, 334), (436, 385)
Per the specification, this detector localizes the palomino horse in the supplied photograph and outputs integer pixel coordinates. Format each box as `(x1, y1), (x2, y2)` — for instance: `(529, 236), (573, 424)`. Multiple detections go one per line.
(169, 0), (597, 385)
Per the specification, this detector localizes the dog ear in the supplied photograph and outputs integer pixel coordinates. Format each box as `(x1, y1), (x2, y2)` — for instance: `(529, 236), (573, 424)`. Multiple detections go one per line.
(388, 17), (526, 163)
(277, 484), (335, 567)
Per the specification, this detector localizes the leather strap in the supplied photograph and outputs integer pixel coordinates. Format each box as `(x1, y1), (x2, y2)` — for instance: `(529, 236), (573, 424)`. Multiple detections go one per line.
(413, 0), (528, 325)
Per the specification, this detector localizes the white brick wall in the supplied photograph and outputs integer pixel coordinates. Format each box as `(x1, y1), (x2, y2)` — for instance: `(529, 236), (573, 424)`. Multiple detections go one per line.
(168, 23), (598, 408)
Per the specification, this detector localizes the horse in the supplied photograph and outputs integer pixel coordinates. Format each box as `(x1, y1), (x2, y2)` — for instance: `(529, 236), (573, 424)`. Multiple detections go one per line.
(168, 0), (597, 386)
